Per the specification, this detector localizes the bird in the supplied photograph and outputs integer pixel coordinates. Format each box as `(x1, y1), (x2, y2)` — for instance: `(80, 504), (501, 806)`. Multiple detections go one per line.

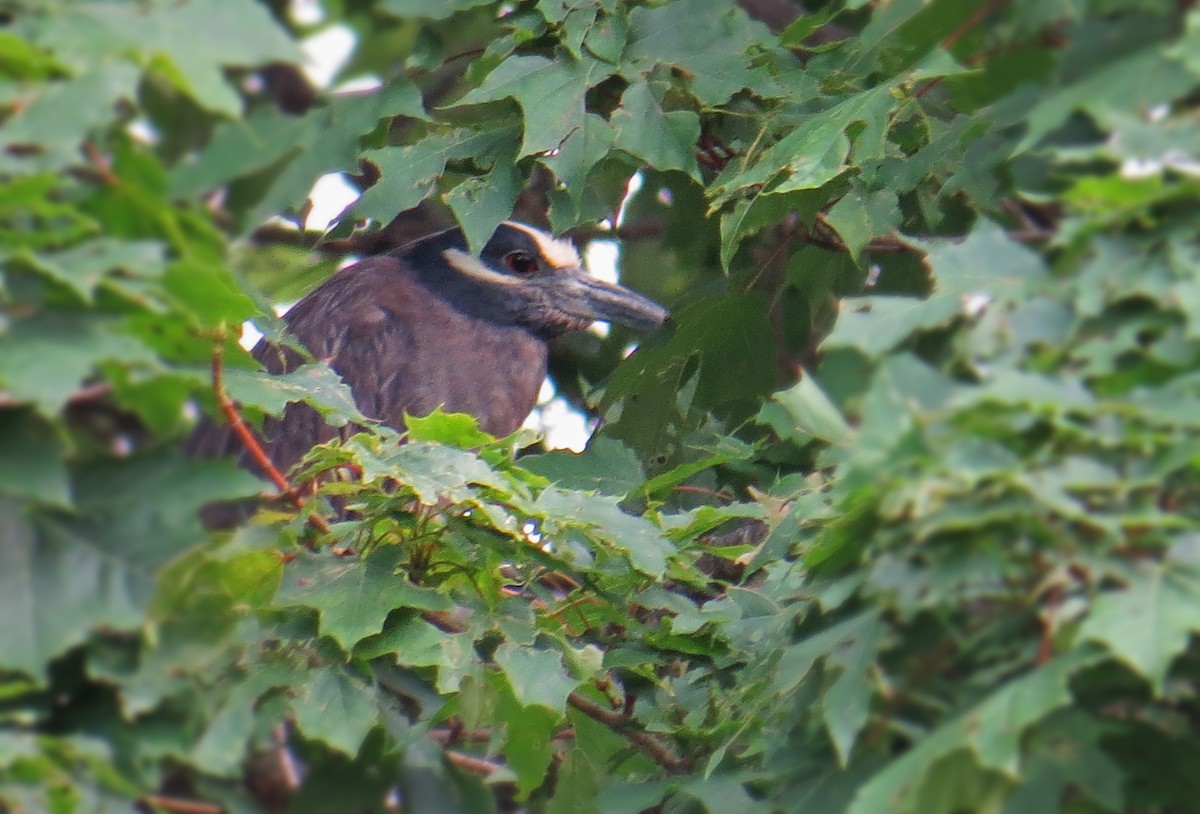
(188, 220), (667, 520)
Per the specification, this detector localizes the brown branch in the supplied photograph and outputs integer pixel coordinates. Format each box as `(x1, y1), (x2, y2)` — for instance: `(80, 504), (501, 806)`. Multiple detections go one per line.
(944, 0), (1012, 50)
(1037, 584), (1062, 665)
(83, 141), (118, 187)
(210, 338), (330, 534)
(444, 749), (505, 777)
(429, 727), (492, 746)
(567, 692), (690, 773)
(916, 0), (1013, 98)
(140, 795), (223, 814)
(421, 609), (467, 633)
(0, 382), (112, 410)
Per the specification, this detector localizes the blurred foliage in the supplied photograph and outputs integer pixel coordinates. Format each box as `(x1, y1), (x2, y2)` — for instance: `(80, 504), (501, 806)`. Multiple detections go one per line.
(3, 0), (1200, 812)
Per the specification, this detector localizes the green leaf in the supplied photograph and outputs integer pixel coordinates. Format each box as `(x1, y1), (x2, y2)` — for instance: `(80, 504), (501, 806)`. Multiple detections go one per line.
(825, 187), (901, 263)
(493, 641), (578, 712)
(719, 189), (822, 270)
(378, 0), (496, 20)
(583, 12), (628, 64)
(276, 547), (452, 649)
(611, 81), (700, 179)
(1017, 49), (1196, 154)
(248, 84), (429, 228)
(521, 437), (645, 496)
(605, 293), (776, 422)
(548, 751), (602, 814)
(445, 152), (523, 254)
(0, 411), (70, 508)
(353, 136), (451, 224)
(536, 488), (673, 576)
(0, 504), (142, 678)
(172, 82), (427, 227)
(168, 107), (311, 198)
(1079, 562), (1200, 695)
(0, 313), (158, 415)
(223, 363), (363, 426)
(453, 55), (611, 159)
(25, 0), (300, 115)
(764, 374), (854, 445)
(0, 63), (140, 175)
(709, 87), (893, 204)
(292, 666), (379, 757)
(380, 441), (512, 505)
(776, 612), (885, 765)
(825, 221), (1046, 356)
(19, 238), (165, 303)
(492, 669), (560, 797)
(624, 0), (781, 104)
(404, 408), (496, 448)
(542, 113), (616, 202)
(1001, 711), (1124, 814)
(192, 672), (287, 776)
(849, 650), (1103, 814)
(0, 453), (257, 679)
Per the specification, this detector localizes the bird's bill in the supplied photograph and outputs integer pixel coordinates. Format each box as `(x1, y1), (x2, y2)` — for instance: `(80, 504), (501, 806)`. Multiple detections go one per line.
(552, 268), (669, 332)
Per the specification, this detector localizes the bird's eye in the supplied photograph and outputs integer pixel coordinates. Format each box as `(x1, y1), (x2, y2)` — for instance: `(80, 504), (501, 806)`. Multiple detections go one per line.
(504, 252), (537, 275)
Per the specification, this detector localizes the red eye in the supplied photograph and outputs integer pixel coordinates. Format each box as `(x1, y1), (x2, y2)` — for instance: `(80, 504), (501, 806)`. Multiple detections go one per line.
(504, 252), (537, 274)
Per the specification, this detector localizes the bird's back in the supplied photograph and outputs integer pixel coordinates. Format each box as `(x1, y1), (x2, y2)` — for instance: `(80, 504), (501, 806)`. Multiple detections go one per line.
(187, 249), (549, 496)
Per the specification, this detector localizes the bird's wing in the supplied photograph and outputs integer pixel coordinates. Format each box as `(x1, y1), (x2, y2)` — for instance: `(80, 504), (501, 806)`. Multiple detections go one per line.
(185, 256), (420, 474)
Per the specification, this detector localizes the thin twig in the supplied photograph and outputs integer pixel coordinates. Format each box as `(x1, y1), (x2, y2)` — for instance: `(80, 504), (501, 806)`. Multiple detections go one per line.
(916, 0), (1013, 98)
(210, 337), (330, 533)
(0, 382), (112, 409)
(567, 692), (689, 773)
(944, 0), (1012, 50)
(1037, 585), (1062, 665)
(421, 609), (467, 633)
(672, 485), (735, 503)
(444, 749), (505, 776)
(140, 795), (223, 814)
(83, 141), (119, 186)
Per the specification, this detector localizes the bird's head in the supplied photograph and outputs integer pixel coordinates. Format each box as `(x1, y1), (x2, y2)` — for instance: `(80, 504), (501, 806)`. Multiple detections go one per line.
(434, 221), (668, 338)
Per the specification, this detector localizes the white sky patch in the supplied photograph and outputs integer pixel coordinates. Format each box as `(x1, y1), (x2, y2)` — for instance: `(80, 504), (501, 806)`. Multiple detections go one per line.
(585, 238), (620, 339)
(301, 24), (356, 88)
(1120, 157), (1163, 179)
(523, 380), (595, 452)
(239, 303), (294, 351)
(962, 292), (992, 316)
(616, 171), (644, 227)
(290, 0), (325, 25)
(306, 173), (361, 231)
(239, 321), (264, 351)
(525, 397), (595, 452)
(334, 75), (383, 94)
(586, 239), (620, 285)
(127, 118), (159, 145)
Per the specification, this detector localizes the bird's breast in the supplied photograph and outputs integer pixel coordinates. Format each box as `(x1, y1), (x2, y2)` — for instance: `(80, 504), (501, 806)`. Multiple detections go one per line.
(418, 320), (547, 436)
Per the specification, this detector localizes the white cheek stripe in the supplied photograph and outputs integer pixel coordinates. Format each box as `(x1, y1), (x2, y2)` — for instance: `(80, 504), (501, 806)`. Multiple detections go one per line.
(503, 221), (582, 269)
(443, 248), (523, 286)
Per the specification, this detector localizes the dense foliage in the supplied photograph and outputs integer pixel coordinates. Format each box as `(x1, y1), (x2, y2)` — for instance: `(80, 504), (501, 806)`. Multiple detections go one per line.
(4, 0), (1200, 811)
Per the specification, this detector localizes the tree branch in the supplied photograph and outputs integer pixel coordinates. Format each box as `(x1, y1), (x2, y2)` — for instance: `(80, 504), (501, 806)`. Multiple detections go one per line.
(567, 692), (690, 773)
(444, 750), (506, 777)
(140, 794), (223, 814)
(210, 337), (330, 534)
